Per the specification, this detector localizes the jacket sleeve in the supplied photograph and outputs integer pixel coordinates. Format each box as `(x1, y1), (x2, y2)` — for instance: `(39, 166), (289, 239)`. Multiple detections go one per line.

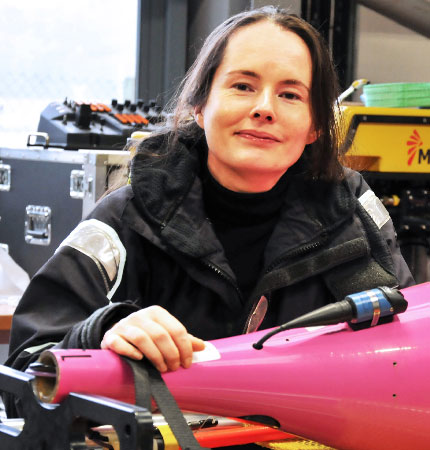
(4, 190), (140, 416)
(345, 169), (415, 288)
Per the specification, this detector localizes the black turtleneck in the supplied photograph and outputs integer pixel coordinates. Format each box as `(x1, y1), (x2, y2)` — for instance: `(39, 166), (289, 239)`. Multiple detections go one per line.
(201, 162), (289, 302)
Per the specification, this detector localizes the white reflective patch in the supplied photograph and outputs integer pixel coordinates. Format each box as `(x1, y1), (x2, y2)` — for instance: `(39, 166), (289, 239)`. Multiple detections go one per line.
(191, 341), (221, 363)
(57, 219), (126, 299)
(359, 190), (390, 229)
(24, 342), (58, 354)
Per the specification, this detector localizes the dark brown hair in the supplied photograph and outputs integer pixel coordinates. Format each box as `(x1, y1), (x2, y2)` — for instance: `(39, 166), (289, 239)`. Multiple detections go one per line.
(141, 6), (343, 181)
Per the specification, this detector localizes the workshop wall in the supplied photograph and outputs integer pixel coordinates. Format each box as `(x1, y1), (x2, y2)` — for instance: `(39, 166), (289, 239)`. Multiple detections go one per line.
(355, 5), (430, 85)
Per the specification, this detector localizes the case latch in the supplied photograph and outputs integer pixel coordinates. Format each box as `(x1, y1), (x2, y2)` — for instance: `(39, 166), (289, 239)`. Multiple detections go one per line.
(70, 170), (85, 199)
(25, 205), (52, 246)
(0, 163), (11, 191)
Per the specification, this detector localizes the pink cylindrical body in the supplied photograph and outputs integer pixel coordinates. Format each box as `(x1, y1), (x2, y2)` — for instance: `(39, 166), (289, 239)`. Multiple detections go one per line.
(164, 282), (430, 450)
(45, 349), (135, 404)
(44, 282), (430, 450)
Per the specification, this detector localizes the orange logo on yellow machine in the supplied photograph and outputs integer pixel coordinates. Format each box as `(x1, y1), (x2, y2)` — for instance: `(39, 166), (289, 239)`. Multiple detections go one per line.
(407, 130), (423, 165)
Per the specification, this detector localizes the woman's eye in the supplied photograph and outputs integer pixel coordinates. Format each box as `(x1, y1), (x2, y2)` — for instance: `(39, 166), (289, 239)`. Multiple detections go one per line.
(233, 83), (251, 91)
(281, 92), (300, 100)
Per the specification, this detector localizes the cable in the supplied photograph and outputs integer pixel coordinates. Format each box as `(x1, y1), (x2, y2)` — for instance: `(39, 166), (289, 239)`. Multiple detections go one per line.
(252, 286), (407, 350)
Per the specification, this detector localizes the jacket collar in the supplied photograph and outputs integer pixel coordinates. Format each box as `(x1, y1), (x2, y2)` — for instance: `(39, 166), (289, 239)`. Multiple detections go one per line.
(129, 133), (228, 264)
(129, 132), (357, 269)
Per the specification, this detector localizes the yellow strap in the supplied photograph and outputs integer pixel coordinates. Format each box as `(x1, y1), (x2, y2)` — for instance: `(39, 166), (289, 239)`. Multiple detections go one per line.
(157, 424), (180, 450)
(256, 438), (336, 450)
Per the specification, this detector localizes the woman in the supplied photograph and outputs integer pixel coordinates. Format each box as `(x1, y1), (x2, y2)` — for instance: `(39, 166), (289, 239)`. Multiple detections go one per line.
(6, 6), (413, 414)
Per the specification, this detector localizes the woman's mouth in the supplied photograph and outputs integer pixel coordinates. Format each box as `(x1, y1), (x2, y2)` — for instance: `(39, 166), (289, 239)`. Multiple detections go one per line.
(235, 130), (280, 143)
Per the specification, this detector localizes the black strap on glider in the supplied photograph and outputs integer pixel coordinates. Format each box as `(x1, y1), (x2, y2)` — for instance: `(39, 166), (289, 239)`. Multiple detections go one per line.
(123, 357), (209, 450)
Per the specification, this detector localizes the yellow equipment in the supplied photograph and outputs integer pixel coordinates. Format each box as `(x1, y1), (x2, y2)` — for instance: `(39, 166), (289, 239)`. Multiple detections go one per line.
(339, 102), (430, 283)
(341, 105), (430, 174)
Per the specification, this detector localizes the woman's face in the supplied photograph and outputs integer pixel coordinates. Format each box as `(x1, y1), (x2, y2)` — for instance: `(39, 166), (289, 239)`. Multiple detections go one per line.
(196, 20), (317, 192)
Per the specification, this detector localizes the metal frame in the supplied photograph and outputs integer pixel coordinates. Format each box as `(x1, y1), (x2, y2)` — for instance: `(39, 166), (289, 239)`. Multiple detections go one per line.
(0, 365), (153, 450)
(332, 0), (357, 91)
(136, 0), (188, 106)
(302, 0), (357, 90)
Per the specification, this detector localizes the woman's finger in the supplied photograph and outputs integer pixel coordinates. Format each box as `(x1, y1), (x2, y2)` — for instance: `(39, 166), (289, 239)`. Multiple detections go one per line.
(101, 306), (205, 372)
(145, 306), (196, 368)
(190, 334), (206, 352)
(136, 320), (181, 371)
(100, 330), (143, 360)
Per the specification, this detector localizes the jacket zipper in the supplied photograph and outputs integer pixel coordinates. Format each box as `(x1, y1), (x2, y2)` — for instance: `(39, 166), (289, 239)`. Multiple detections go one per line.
(203, 260), (244, 335)
(241, 234), (330, 334)
(203, 260), (243, 302)
(265, 234), (328, 274)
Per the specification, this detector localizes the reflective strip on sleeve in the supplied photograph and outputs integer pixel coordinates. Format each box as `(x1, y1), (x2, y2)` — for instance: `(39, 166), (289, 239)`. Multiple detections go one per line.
(358, 190), (390, 229)
(57, 219), (126, 299)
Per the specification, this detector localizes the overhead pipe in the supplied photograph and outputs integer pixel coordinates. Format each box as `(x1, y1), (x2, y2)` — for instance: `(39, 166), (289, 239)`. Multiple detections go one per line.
(356, 0), (430, 38)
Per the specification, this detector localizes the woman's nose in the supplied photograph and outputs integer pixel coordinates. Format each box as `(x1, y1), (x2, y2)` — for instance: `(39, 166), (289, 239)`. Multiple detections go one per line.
(252, 111), (273, 122)
(250, 92), (276, 123)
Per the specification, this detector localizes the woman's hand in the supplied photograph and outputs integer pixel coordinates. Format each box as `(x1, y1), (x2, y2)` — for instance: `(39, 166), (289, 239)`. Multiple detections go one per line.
(100, 306), (205, 372)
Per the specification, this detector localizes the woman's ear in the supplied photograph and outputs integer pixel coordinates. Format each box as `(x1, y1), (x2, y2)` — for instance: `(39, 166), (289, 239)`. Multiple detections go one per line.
(306, 126), (319, 145)
(194, 107), (205, 129)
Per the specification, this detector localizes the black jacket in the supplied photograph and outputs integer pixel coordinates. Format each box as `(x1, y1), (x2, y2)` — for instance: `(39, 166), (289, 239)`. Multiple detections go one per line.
(5, 134), (413, 411)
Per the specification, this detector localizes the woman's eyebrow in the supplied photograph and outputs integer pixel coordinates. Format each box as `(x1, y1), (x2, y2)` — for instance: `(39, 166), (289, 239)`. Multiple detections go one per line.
(225, 70), (309, 91)
(281, 79), (310, 92)
(225, 69), (260, 78)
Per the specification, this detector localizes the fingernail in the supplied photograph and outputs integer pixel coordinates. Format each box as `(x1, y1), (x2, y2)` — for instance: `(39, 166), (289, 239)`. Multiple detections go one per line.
(183, 357), (192, 368)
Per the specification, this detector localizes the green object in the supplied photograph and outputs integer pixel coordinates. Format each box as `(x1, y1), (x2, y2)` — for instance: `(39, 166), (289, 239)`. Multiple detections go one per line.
(362, 82), (430, 107)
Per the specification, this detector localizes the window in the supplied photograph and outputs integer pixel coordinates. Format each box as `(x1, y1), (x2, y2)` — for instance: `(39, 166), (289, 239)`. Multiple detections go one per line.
(0, 0), (137, 148)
